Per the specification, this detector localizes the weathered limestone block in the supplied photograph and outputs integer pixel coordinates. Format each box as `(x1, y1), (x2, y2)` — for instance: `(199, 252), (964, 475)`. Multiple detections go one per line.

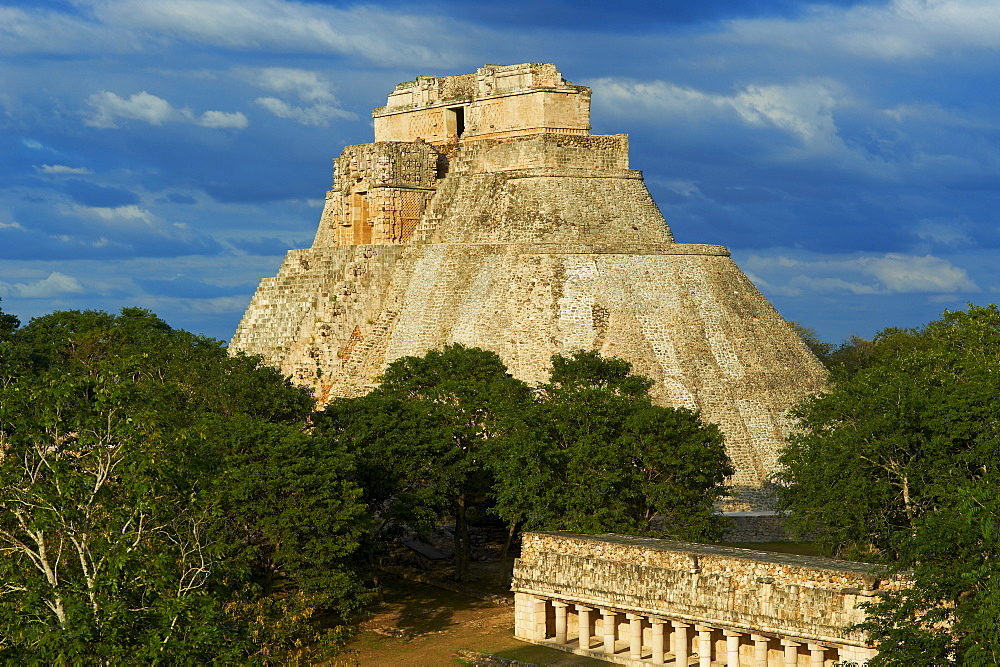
(232, 63), (829, 511)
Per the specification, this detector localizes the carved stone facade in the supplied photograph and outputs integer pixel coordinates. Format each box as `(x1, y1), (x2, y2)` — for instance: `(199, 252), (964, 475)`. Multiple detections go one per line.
(513, 532), (901, 665)
(231, 63), (828, 511)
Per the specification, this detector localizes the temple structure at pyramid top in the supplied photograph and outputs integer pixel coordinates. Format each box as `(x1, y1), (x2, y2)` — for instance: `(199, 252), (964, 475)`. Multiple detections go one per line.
(233, 63), (827, 512)
(373, 63), (591, 144)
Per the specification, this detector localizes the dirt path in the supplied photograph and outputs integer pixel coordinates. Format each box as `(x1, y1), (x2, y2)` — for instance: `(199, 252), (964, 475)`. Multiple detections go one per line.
(331, 570), (599, 666)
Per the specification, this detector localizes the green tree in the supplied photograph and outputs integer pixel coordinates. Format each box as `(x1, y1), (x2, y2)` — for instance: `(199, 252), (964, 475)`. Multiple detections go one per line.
(489, 351), (732, 541)
(316, 344), (532, 582)
(776, 304), (1000, 661)
(824, 334), (876, 372)
(789, 321), (875, 372)
(0, 297), (18, 341)
(858, 477), (1000, 665)
(789, 321), (835, 365)
(0, 308), (367, 662)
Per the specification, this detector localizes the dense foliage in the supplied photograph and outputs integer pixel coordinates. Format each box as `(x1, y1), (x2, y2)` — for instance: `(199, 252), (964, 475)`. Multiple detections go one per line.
(489, 351), (732, 540)
(318, 345), (734, 581)
(778, 304), (1000, 663)
(316, 344), (534, 581)
(0, 306), (368, 663)
(790, 321), (874, 371)
(0, 300), (736, 658)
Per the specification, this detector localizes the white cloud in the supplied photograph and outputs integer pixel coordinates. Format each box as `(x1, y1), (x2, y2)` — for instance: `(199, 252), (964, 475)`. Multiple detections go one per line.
(732, 80), (844, 147)
(862, 254), (979, 293)
(35, 164), (93, 175)
(65, 204), (156, 226)
(253, 97), (345, 126)
(85, 90), (248, 129)
(86, 0), (449, 67)
(745, 252), (980, 296)
(197, 109), (249, 129)
(914, 219), (974, 247)
(85, 91), (179, 128)
(722, 0), (1000, 61)
(0, 272), (85, 299)
(589, 77), (847, 149)
(0, 5), (127, 56)
(243, 67), (356, 126)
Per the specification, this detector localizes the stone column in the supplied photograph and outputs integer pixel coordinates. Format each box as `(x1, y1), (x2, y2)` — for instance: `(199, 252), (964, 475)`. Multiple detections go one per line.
(808, 643), (826, 666)
(519, 594), (548, 642)
(724, 630), (742, 667)
(601, 608), (617, 654)
(650, 618), (666, 665)
(576, 605), (593, 649)
(553, 601), (568, 645)
(627, 614), (643, 660)
(781, 638), (801, 667)
(673, 622), (690, 666)
(696, 626), (713, 667)
(751, 634), (769, 667)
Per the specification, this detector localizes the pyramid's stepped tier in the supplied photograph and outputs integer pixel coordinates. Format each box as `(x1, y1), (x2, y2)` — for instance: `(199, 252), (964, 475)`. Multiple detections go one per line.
(232, 245), (408, 402)
(232, 63), (828, 510)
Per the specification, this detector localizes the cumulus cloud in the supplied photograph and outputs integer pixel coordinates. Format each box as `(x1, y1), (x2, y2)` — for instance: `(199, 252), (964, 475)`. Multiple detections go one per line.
(243, 67), (356, 126)
(35, 164), (93, 175)
(85, 90), (248, 129)
(197, 109), (250, 129)
(732, 80), (845, 148)
(590, 77), (847, 149)
(0, 272), (85, 298)
(745, 252), (980, 296)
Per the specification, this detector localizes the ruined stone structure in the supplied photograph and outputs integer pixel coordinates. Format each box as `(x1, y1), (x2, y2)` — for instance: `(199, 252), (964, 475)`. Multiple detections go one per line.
(232, 63), (828, 510)
(513, 532), (899, 665)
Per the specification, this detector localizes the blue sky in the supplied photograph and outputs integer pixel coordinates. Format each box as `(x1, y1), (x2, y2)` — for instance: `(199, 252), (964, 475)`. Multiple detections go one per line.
(1, 0), (997, 345)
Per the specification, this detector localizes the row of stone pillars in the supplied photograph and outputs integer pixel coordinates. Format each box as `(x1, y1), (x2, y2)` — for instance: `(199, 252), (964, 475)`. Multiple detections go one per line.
(522, 595), (875, 665)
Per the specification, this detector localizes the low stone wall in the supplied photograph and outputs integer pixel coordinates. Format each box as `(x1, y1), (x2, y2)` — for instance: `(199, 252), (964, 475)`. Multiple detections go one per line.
(511, 532), (904, 665)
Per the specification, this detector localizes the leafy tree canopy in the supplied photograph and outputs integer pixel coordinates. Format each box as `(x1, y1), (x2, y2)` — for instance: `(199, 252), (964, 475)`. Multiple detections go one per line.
(789, 320), (875, 372)
(777, 304), (1000, 662)
(789, 321), (835, 365)
(0, 308), (367, 663)
(0, 297), (19, 341)
(316, 344), (532, 582)
(318, 346), (732, 581)
(489, 351), (732, 540)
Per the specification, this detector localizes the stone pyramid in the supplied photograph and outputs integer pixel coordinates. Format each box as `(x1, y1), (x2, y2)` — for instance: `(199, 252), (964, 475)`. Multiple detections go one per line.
(232, 63), (827, 510)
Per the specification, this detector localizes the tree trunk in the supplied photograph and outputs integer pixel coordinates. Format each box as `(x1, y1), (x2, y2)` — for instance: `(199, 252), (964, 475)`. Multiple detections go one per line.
(454, 492), (471, 582)
(497, 521), (519, 588)
(500, 521), (518, 562)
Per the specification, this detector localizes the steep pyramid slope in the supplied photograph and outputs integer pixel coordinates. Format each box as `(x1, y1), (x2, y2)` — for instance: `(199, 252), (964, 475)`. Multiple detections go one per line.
(232, 63), (827, 510)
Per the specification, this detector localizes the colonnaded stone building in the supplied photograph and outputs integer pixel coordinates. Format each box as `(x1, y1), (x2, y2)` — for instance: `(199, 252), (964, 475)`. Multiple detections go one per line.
(232, 63), (827, 511)
(512, 532), (895, 665)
